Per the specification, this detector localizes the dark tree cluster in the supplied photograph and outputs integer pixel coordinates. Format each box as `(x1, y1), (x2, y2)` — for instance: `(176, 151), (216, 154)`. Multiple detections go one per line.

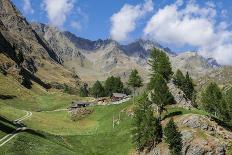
(164, 118), (182, 155)
(132, 48), (182, 154)
(132, 94), (162, 152)
(201, 82), (232, 124)
(173, 70), (196, 104)
(90, 76), (131, 98)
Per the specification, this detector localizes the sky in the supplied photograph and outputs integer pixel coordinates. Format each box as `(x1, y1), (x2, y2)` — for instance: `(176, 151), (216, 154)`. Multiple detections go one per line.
(12, 0), (232, 65)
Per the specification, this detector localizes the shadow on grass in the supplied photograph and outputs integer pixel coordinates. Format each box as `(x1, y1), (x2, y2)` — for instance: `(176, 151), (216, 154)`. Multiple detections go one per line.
(0, 95), (16, 100)
(0, 116), (17, 134)
(21, 129), (46, 138)
(162, 111), (183, 120)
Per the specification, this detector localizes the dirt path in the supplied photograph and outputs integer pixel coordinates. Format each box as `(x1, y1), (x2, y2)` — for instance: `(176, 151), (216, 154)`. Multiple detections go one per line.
(0, 111), (32, 147)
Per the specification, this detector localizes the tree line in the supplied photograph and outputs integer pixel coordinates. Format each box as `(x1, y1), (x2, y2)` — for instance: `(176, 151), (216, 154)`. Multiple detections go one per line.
(132, 48), (182, 155)
(132, 48), (232, 154)
(79, 76), (132, 98)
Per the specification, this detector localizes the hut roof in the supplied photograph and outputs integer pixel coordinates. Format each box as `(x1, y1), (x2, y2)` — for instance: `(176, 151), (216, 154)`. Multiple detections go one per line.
(112, 93), (127, 98)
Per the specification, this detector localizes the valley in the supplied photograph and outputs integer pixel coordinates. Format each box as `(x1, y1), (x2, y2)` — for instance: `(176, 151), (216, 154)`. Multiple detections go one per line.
(0, 0), (232, 155)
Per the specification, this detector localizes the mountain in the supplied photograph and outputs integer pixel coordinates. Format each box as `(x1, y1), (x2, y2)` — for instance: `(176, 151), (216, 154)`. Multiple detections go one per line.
(32, 23), (220, 82)
(0, 0), (80, 89)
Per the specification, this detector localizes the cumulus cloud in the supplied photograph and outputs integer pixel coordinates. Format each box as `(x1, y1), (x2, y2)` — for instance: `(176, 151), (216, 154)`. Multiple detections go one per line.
(71, 21), (82, 30)
(22, 0), (34, 14)
(42, 0), (74, 27)
(110, 0), (153, 42)
(144, 1), (232, 65)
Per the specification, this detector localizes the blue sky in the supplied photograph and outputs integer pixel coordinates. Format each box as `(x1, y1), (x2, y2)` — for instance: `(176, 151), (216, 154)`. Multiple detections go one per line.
(12, 0), (232, 64)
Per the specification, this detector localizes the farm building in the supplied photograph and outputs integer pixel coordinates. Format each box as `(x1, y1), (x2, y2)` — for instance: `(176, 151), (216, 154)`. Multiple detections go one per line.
(111, 93), (128, 102)
(69, 101), (94, 110)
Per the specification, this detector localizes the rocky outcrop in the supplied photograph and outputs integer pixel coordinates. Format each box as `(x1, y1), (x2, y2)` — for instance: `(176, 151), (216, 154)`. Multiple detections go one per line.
(167, 82), (193, 109)
(149, 114), (232, 155)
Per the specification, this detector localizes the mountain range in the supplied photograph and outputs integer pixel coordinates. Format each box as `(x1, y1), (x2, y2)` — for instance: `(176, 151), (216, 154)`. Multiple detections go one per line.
(32, 22), (220, 82)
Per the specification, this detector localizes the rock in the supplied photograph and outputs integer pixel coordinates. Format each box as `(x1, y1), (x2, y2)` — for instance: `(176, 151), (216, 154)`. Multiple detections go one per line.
(185, 145), (205, 155)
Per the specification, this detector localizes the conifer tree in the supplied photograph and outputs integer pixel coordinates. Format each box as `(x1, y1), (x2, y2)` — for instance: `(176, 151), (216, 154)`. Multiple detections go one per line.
(201, 82), (222, 116)
(182, 72), (195, 101)
(173, 69), (185, 88)
(132, 93), (162, 152)
(148, 73), (174, 120)
(104, 76), (124, 96)
(79, 83), (89, 97)
(148, 48), (173, 81)
(91, 80), (105, 98)
(164, 118), (182, 155)
(128, 69), (143, 104)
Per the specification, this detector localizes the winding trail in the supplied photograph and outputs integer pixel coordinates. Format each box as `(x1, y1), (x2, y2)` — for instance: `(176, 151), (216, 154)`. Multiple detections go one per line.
(0, 111), (32, 147)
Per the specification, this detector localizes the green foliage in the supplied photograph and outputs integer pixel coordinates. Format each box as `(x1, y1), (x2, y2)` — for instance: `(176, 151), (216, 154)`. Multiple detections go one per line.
(201, 82), (222, 115)
(79, 83), (89, 97)
(182, 72), (195, 101)
(128, 69), (143, 89)
(164, 118), (182, 155)
(63, 84), (71, 94)
(173, 69), (185, 88)
(90, 80), (105, 98)
(104, 76), (124, 96)
(128, 69), (143, 104)
(221, 88), (232, 124)
(132, 93), (162, 151)
(148, 73), (174, 120)
(148, 48), (173, 81)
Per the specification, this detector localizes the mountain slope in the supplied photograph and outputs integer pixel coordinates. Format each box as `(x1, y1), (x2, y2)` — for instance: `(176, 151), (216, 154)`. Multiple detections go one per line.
(31, 23), (220, 83)
(0, 0), (80, 89)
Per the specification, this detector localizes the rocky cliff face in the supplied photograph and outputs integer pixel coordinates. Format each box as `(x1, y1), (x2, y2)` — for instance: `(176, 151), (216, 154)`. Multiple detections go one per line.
(0, 0), (79, 89)
(32, 23), (220, 82)
(148, 114), (232, 155)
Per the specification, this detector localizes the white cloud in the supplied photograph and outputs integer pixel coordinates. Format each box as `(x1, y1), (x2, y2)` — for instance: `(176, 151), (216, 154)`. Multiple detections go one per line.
(144, 1), (232, 65)
(42, 0), (74, 27)
(110, 0), (153, 42)
(23, 0), (34, 14)
(71, 21), (82, 30)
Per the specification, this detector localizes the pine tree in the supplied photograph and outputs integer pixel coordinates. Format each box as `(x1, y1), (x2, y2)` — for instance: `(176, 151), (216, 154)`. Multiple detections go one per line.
(128, 69), (143, 104)
(148, 73), (174, 120)
(182, 72), (195, 101)
(91, 80), (105, 98)
(79, 83), (89, 97)
(148, 48), (173, 81)
(201, 82), (222, 116)
(224, 88), (232, 124)
(164, 118), (182, 155)
(104, 76), (124, 96)
(132, 93), (162, 152)
(173, 69), (185, 88)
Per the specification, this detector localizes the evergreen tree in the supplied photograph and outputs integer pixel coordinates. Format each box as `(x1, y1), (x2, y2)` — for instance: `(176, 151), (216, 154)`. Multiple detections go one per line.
(148, 48), (173, 81)
(132, 93), (162, 152)
(224, 88), (232, 124)
(173, 69), (185, 88)
(104, 76), (124, 96)
(182, 72), (195, 101)
(148, 73), (174, 120)
(128, 69), (143, 104)
(164, 118), (182, 155)
(79, 83), (89, 97)
(91, 80), (105, 98)
(201, 82), (222, 116)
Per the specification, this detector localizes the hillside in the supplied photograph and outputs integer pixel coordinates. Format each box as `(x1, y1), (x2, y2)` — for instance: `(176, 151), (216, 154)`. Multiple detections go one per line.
(31, 23), (220, 82)
(0, 0), (80, 90)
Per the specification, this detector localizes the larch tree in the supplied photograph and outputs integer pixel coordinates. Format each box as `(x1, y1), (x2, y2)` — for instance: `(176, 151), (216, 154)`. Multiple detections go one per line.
(128, 69), (143, 105)
(148, 73), (174, 121)
(148, 48), (173, 81)
(164, 118), (182, 155)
